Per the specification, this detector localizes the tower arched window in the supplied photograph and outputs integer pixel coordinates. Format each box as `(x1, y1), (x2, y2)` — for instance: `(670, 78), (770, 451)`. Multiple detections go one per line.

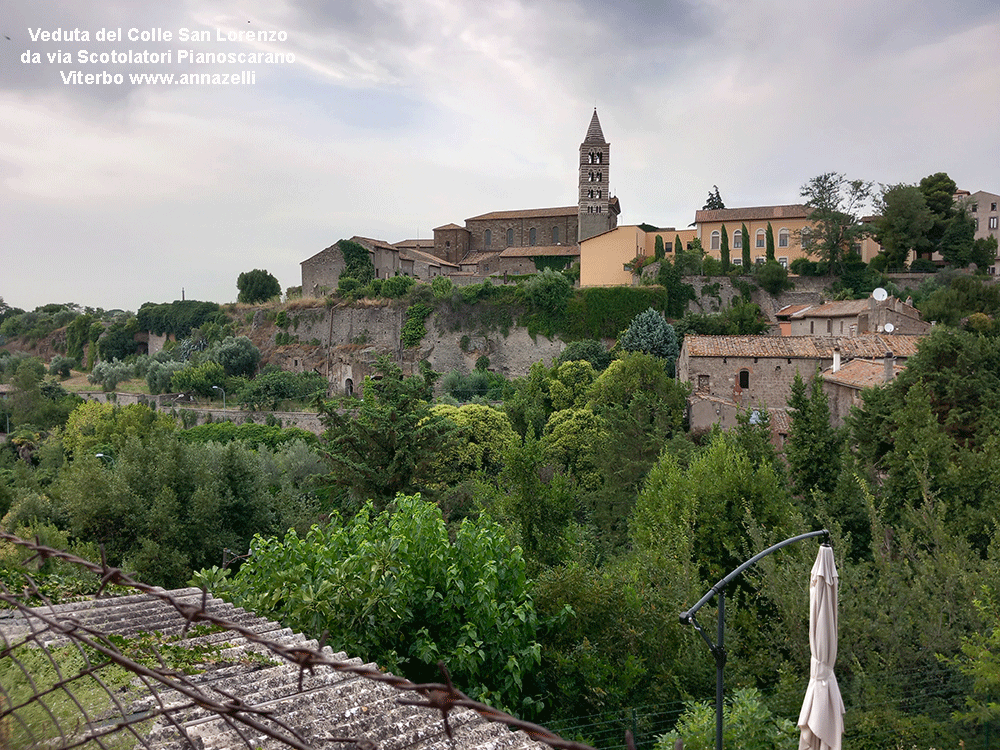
(506, 228), (514, 246)
(596, 152), (602, 164)
(589, 171), (595, 182)
(597, 189), (601, 199)
(597, 171), (602, 181)
(529, 228), (537, 246)
(588, 189), (594, 199)
(484, 229), (491, 247)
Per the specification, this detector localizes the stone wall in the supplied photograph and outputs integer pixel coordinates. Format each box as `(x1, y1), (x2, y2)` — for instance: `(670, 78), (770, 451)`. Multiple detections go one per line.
(466, 215), (578, 255)
(301, 245), (344, 298)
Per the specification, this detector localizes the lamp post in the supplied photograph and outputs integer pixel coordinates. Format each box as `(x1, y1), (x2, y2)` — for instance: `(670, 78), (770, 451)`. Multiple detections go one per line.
(212, 385), (226, 411)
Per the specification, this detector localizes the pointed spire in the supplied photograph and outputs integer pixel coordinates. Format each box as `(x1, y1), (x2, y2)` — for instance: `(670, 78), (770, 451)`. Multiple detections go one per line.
(584, 109), (606, 144)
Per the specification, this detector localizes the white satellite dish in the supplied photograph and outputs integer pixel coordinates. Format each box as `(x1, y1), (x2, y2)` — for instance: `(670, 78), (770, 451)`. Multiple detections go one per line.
(872, 287), (888, 301)
(884, 322), (895, 333)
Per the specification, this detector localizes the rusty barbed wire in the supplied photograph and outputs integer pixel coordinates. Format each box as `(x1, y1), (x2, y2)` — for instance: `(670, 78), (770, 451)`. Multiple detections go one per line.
(0, 531), (604, 750)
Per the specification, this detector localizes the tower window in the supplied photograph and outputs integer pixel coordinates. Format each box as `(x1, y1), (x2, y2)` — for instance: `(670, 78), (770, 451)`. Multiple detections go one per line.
(506, 228), (514, 246)
(484, 229), (491, 247)
(597, 189), (601, 199)
(596, 206), (602, 214)
(589, 171), (595, 182)
(529, 228), (537, 246)
(596, 152), (602, 164)
(597, 172), (602, 181)
(588, 189), (594, 198)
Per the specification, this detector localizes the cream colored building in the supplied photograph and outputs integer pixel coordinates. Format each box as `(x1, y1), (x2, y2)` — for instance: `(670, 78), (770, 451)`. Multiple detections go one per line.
(580, 225), (697, 287)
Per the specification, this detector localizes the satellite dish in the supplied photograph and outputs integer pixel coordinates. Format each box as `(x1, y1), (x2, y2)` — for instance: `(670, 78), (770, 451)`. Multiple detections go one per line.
(873, 287), (888, 301)
(884, 322), (895, 333)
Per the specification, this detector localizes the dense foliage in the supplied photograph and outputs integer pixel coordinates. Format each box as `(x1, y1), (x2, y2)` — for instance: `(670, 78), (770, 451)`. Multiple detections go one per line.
(236, 269), (282, 304)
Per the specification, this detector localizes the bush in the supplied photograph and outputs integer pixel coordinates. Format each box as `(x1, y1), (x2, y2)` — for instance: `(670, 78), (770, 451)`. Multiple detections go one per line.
(431, 276), (453, 299)
(48, 356), (76, 380)
(88, 359), (134, 392)
(170, 361), (225, 397)
(401, 303), (433, 348)
(754, 260), (793, 295)
(381, 275), (416, 298)
(910, 257), (938, 273)
(146, 360), (187, 394)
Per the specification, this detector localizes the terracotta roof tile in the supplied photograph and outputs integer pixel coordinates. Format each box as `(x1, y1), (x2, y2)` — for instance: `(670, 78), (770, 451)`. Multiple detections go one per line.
(398, 247), (458, 268)
(694, 205), (809, 223)
(433, 223), (465, 231)
(460, 251), (503, 265)
(682, 334), (924, 359)
(822, 358), (905, 389)
(790, 299), (870, 318)
(776, 304), (816, 318)
(466, 206), (578, 221)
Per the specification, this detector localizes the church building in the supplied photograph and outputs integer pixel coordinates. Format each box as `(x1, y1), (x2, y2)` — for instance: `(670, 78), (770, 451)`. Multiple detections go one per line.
(429, 110), (621, 266)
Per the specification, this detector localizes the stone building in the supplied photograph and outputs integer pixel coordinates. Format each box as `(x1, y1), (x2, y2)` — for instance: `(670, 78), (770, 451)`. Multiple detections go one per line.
(677, 334), (923, 426)
(956, 189), (1000, 274)
(821, 353), (904, 426)
(779, 295), (930, 337)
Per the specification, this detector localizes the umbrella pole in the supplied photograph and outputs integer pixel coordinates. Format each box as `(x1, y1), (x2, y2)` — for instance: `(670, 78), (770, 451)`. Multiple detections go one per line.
(679, 529), (830, 750)
(715, 590), (725, 750)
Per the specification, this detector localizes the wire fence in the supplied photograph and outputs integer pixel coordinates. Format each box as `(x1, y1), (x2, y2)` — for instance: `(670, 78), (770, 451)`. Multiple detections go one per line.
(1, 530), (995, 750)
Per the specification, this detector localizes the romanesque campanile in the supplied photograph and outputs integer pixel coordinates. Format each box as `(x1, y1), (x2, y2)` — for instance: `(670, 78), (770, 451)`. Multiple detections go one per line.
(578, 109), (615, 241)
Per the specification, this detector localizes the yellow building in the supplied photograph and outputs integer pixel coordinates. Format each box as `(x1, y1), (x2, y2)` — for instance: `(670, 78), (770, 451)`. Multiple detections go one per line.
(580, 225), (697, 287)
(694, 205), (813, 268)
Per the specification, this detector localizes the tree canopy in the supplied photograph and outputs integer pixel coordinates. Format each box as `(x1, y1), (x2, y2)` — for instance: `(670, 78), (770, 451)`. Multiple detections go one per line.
(236, 269), (281, 304)
(800, 172), (873, 270)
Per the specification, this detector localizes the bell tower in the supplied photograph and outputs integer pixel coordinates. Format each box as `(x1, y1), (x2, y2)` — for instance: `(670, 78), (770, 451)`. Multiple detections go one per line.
(578, 109), (615, 241)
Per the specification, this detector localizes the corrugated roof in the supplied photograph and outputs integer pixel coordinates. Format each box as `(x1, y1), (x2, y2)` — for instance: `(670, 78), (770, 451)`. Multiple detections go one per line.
(466, 206), (578, 221)
(498, 245), (580, 258)
(694, 205), (809, 223)
(682, 334), (924, 359)
(822, 358), (905, 389)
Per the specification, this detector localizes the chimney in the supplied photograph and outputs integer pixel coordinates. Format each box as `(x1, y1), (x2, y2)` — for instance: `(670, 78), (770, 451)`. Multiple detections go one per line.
(884, 352), (894, 383)
(833, 346), (841, 373)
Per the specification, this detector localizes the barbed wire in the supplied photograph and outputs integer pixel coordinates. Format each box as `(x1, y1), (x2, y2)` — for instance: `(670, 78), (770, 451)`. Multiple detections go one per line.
(0, 530), (608, 750)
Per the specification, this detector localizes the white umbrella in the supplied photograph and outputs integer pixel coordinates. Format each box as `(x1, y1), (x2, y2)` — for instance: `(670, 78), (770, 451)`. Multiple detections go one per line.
(798, 544), (845, 750)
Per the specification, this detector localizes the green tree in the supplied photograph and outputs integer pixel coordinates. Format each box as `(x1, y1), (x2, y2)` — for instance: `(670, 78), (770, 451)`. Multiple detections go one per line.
(872, 184), (934, 270)
(97, 316), (139, 362)
(236, 269), (281, 304)
(720, 223), (730, 271)
(918, 171), (958, 259)
(938, 208), (976, 268)
(656, 258), (696, 317)
(618, 308), (679, 374)
(800, 172), (873, 271)
(556, 339), (613, 372)
(541, 407), (609, 492)
(656, 688), (797, 750)
(319, 358), (457, 510)
(785, 371), (841, 500)
(741, 224), (751, 270)
(654, 234), (665, 260)
(703, 185), (725, 210)
(765, 221), (775, 262)
(221, 493), (543, 712)
(427, 403), (518, 486)
(170, 360), (225, 397)
(675, 234), (684, 254)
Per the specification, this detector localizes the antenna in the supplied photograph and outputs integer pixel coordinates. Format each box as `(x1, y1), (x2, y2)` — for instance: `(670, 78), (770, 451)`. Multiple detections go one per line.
(884, 322), (895, 333)
(872, 287), (888, 301)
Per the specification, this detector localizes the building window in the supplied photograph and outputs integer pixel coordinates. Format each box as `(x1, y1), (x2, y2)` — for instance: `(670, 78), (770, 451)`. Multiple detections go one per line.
(778, 228), (789, 247)
(779, 256), (788, 268)
(698, 374), (710, 391)
(733, 230), (742, 249)
(588, 151), (596, 164)
(596, 152), (602, 164)
(972, 203), (978, 212)
(990, 216), (999, 230)
(992, 202), (997, 211)
(596, 206), (602, 213)
(801, 228), (811, 248)
(827, 319), (832, 333)
(733, 257), (742, 266)
(738, 370), (750, 389)
(529, 227), (537, 246)
(975, 218), (979, 230)
(589, 171), (595, 182)
(506, 228), (514, 246)
(756, 229), (766, 248)
(484, 229), (491, 247)
(597, 171), (602, 181)
(711, 230), (721, 250)
(597, 189), (601, 199)
(553, 226), (559, 243)
(810, 321), (814, 334)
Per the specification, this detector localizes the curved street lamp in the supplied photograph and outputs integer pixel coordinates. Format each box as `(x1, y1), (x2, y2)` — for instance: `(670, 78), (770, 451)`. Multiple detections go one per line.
(212, 385), (226, 411)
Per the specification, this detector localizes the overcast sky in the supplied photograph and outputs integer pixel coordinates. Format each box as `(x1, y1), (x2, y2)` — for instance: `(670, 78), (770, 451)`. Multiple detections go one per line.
(2, 0), (999, 312)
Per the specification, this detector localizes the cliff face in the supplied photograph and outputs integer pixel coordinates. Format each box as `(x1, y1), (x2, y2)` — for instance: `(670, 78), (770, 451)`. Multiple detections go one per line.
(245, 300), (565, 397)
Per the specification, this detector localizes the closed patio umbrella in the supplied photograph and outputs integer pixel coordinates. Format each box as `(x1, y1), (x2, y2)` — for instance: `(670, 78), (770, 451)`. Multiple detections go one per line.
(798, 543), (845, 750)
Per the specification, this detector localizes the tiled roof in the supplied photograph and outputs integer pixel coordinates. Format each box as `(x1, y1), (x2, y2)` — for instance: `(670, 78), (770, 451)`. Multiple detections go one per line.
(776, 304), (816, 318)
(460, 252), (503, 265)
(790, 299), (870, 319)
(822, 358), (905, 389)
(351, 235), (398, 253)
(498, 245), (580, 258)
(433, 223), (466, 231)
(694, 205), (809, 223)
(393, 238), (435, 250)
(681, 334), (924, 359)
(1, 588), (548, 750)
(399, 247), (459, 269)
(466, 206), (578, 222)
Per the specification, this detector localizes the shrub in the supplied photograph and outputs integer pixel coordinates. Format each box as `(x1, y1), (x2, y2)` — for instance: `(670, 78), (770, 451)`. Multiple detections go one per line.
(88, 359), (134, 392)
(401, 304), (433, 348)
(382, 275), (416, 299)
(754, 260), (793, 295)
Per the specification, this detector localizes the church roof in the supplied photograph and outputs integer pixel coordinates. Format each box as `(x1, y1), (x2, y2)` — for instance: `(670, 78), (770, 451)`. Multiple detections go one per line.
(465, 206), (578, 222)
(583, 109), (606, 144)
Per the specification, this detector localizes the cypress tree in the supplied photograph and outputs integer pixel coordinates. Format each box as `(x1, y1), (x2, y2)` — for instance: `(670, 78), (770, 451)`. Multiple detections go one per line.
(741, 224), (752, 270)
(766, 222), (776, 262)
(720, 223), (731, 271)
